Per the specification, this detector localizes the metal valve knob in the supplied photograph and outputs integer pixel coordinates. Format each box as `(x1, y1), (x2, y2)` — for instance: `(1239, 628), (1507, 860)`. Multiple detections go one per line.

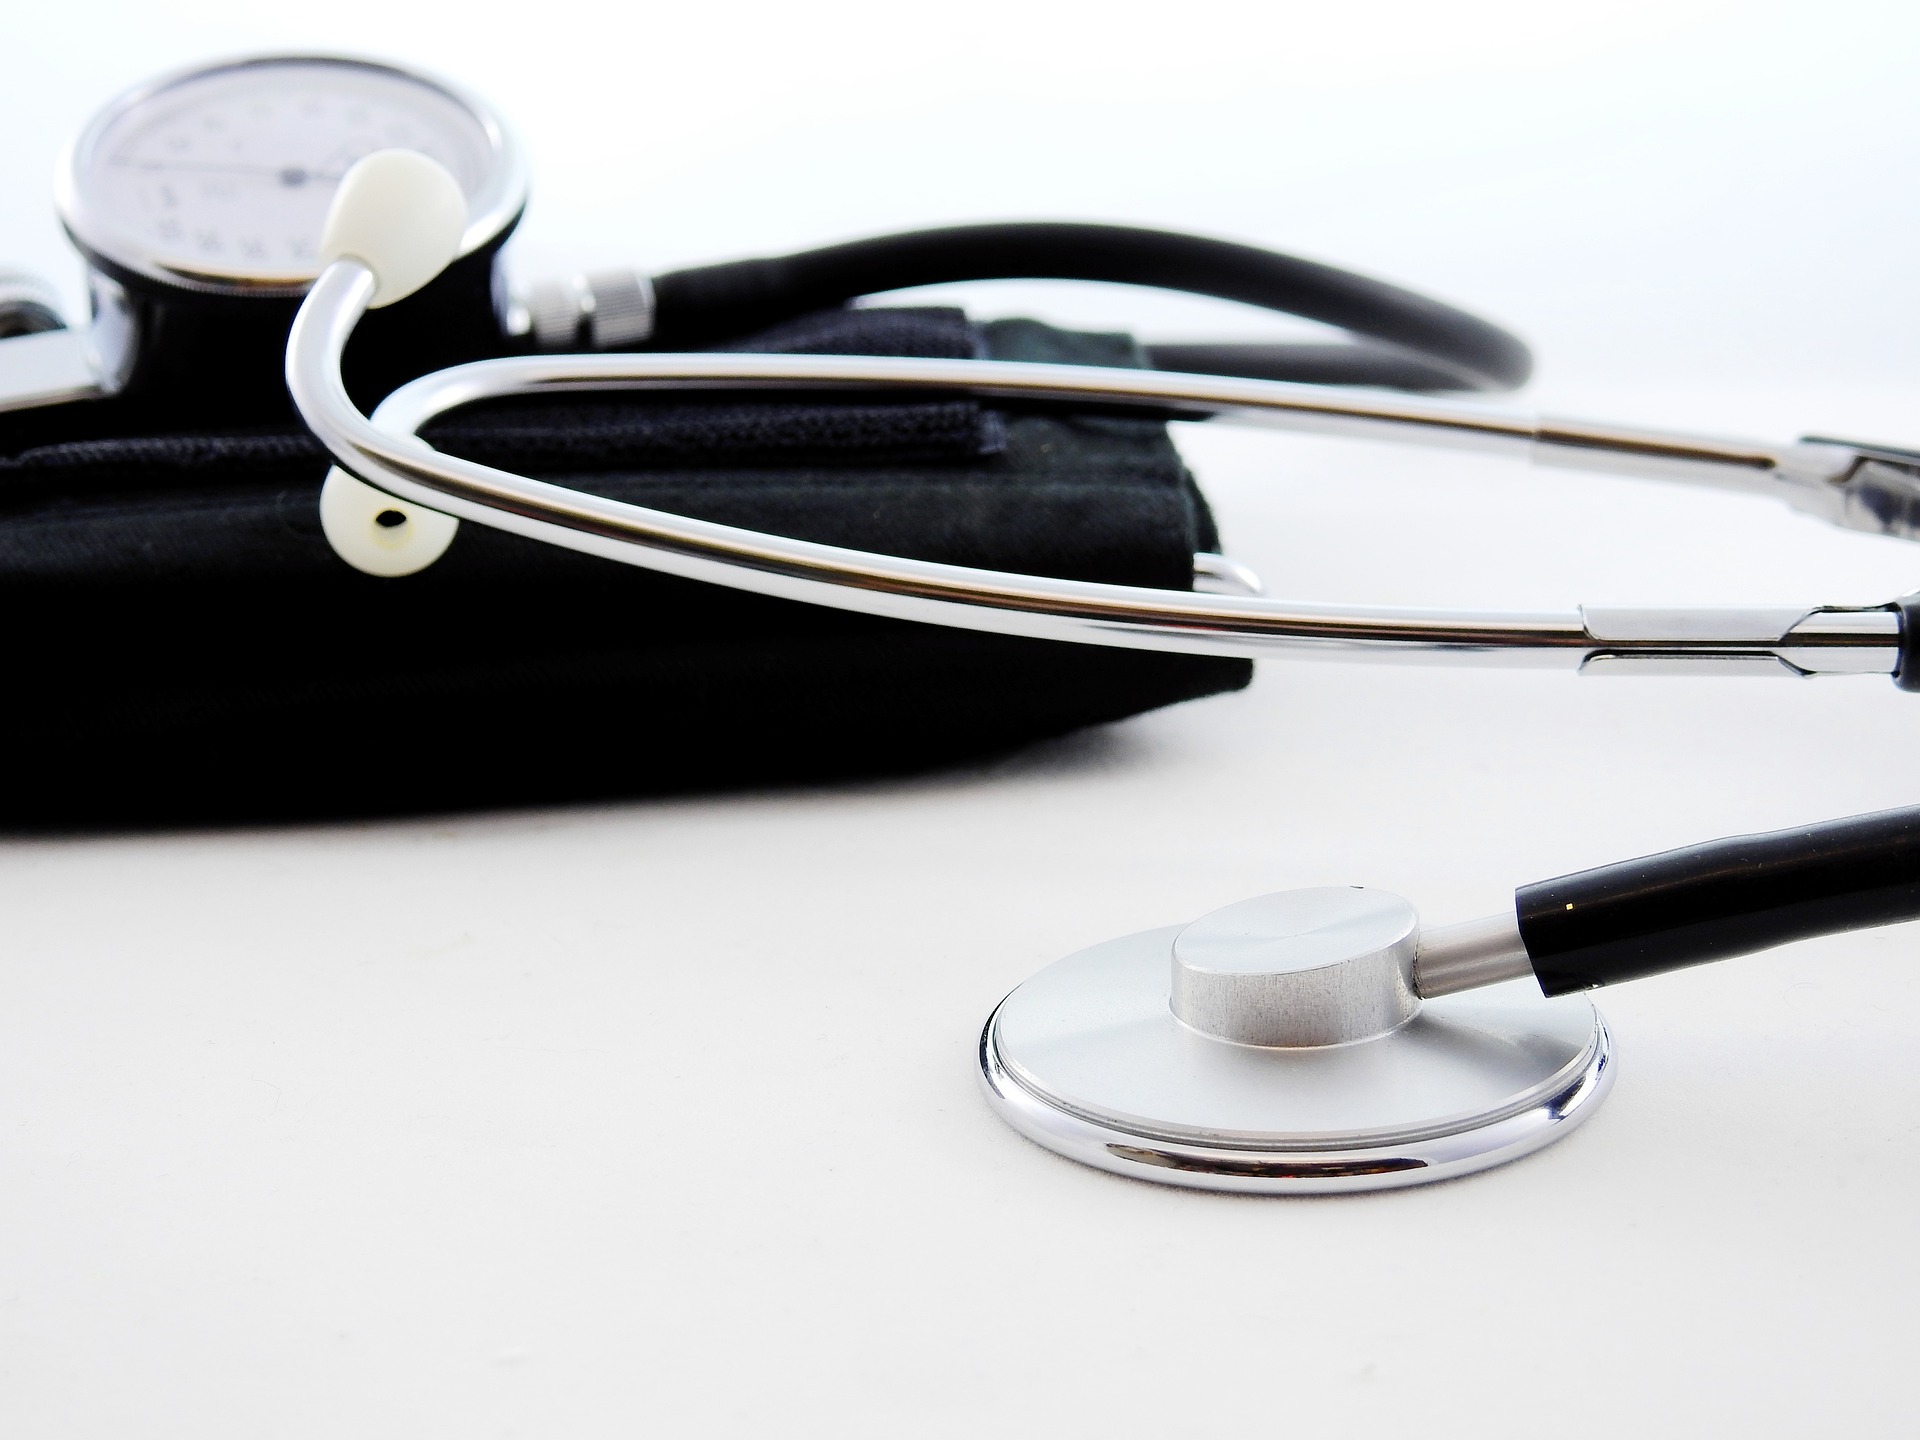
(0, 271), (66, 338)
(524, 267), (656, 350)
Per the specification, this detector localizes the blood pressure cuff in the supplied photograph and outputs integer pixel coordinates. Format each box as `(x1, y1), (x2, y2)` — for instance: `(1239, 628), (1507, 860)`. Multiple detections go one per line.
(0, 308), (1250, 823)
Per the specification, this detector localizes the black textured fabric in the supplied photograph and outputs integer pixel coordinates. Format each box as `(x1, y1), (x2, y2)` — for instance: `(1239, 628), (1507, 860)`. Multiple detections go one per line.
(0, 308), (1250, 824)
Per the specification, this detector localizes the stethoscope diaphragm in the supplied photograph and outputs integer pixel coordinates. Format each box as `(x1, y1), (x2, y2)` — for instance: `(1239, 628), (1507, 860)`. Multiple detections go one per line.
(980, 889), (1611, 1194)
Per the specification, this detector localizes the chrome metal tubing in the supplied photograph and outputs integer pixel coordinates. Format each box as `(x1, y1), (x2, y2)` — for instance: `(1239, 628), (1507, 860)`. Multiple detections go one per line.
(287, 260), (1905, 673)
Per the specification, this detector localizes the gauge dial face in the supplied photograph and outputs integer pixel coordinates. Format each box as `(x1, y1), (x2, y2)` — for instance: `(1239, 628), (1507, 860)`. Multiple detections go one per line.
(60, 57), (522, 293)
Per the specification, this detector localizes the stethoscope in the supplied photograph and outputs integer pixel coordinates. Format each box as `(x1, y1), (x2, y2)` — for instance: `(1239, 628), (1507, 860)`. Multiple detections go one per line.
(11, 55), (1920, 1194)
(289, 149), (1920, 1195)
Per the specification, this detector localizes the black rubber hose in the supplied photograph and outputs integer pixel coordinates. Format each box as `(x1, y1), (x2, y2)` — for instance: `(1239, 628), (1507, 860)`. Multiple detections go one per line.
(649, 223), (1532, 393)
(1517, 805), (1920, 994)
(1892, 591), (1920, 691)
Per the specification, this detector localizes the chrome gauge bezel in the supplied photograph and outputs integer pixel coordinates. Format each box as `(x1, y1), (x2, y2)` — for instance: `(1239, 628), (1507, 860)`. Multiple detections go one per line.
(54, 53), (528, 298)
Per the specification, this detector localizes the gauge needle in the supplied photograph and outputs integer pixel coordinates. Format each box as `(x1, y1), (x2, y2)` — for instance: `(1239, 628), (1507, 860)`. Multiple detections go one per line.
(109, 159), (344, 185)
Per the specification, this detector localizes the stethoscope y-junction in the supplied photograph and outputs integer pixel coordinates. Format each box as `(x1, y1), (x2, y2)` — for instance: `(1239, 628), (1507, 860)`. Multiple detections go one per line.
(286, 149), (1920, 1193)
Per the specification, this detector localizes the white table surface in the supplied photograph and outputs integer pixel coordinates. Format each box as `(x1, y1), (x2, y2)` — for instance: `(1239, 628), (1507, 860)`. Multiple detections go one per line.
(4, 5), (1920, 1435)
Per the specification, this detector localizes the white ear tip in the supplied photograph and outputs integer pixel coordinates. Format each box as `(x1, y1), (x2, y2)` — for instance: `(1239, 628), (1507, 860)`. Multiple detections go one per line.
(319, 150), (468, 308)
(320, 467), (459, 576)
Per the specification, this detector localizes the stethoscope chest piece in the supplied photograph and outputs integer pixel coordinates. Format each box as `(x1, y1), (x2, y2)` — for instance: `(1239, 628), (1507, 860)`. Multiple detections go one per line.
(980, 888), (1612, 1194)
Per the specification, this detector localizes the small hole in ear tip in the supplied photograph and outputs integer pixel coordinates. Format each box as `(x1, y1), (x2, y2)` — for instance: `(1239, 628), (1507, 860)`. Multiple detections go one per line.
(374, 509), (408, 529)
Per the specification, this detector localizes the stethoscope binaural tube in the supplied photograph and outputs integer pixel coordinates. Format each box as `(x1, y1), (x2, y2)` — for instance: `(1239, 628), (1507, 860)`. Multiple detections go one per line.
(289, 164), (1920, 683)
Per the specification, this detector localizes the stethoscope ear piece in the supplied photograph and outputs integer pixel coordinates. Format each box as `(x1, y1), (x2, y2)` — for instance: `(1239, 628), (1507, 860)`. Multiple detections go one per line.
(319, 150), (467, 309)
(319, 467), (459, 577)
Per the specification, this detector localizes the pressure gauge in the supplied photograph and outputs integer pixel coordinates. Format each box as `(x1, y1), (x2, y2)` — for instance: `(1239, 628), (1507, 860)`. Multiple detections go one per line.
(9, 54), (529, 434)
(57, 54), (525, 296)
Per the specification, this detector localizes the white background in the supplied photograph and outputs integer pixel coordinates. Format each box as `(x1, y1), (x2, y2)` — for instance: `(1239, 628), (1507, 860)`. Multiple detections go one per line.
(3, 3), (1920, 1435)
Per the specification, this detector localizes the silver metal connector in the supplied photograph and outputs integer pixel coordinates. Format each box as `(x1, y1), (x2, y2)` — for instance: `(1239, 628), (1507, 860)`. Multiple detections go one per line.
(1414, 911), (1532, 998)
(525, 267), (656, 351)
(1577, 604), (1901, 679)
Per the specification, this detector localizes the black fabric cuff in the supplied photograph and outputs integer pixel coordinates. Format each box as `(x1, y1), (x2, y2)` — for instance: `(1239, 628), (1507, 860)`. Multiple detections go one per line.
(0, 308), (1250, 823)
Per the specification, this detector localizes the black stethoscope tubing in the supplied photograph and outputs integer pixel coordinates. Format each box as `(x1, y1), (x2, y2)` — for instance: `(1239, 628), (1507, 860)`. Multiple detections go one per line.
(640, 221), (1533, 393)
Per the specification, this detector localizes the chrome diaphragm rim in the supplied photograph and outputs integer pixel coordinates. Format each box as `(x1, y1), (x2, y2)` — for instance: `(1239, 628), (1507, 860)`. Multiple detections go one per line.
(978, 926), (1614, 1195)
